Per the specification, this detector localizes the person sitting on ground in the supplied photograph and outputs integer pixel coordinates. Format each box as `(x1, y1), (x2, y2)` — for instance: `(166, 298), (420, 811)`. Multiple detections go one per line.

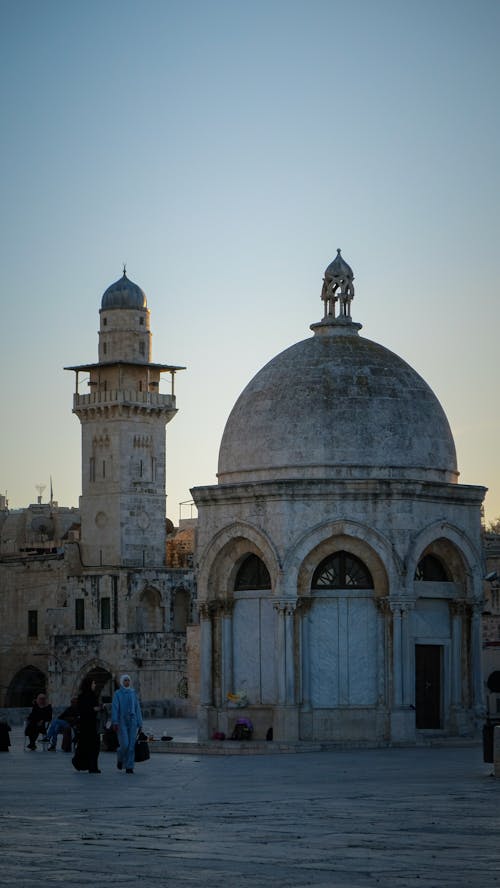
(25, 693), (53, 750)
(47, 697), (79, 751)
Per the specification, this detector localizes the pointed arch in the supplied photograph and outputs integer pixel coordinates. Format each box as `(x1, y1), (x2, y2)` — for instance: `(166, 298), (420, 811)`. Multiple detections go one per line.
(197, 520), (281, 602)
(6, 665), (46, 707)
(234, 554), (271, 591)
(283, 518), (399, 599)
(406, 521), (483, 598)
(74, 659), (114, 702)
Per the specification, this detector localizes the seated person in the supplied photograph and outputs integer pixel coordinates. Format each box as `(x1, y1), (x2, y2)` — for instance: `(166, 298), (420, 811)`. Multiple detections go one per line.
(25, 693), (53, 750)
(47, 697), (79, 751)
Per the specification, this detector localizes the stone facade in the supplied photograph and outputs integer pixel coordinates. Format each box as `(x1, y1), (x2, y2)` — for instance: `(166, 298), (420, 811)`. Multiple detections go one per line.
(0, 273), (197, 711)
(483, 531), (500, 717)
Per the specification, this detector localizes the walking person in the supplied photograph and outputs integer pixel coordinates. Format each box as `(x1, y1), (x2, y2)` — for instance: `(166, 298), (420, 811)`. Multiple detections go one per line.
(72, 677), (103, 773)
(111, 674), (143, 774)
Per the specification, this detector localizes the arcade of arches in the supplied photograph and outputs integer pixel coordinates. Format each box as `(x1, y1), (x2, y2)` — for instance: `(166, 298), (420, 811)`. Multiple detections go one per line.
(193, 518), (485, 745)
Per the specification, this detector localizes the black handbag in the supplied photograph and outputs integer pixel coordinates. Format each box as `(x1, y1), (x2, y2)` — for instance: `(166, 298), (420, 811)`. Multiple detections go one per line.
(134, 731), (150, 763)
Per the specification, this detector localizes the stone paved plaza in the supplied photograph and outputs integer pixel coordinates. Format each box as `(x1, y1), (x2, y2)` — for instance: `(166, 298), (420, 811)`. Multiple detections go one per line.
(1, 720), (499, 888)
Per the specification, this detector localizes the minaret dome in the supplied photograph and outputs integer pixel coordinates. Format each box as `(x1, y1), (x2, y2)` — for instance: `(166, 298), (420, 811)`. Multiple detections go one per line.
(101, 269), (147, 310)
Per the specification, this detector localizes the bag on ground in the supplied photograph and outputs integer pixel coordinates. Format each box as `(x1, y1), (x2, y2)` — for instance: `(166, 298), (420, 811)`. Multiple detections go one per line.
(134, 731), (150, 763)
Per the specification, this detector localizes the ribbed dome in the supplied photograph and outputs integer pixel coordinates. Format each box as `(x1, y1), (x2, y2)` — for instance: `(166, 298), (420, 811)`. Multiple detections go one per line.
(218, 325), (458, 485)
(101, 272), (147, 310)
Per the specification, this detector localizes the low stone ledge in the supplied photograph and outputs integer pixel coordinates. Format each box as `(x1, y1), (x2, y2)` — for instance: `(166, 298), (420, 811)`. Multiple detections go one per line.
(149, 739), (322, 755)
(146, 736), (481, 756)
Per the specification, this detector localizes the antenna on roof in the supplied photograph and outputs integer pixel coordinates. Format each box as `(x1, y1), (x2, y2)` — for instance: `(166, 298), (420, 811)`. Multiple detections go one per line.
(35, 483), (46, 505)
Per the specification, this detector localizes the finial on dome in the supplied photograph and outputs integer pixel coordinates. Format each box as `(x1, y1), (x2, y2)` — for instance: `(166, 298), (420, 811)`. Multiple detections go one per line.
(320, 249), (355, 320)
(122, 262), (127, 277)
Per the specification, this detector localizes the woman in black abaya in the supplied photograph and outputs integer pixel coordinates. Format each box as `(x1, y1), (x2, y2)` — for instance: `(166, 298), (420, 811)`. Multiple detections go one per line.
(72, 677), (103, 773)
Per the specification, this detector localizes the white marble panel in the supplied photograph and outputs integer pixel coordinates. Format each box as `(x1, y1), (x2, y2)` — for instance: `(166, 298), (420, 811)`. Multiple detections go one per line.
(233, 599), (261, 701)
(347, 597), (377, 705)
(309, 599), (340, 707)
(413, 598), (450, 638)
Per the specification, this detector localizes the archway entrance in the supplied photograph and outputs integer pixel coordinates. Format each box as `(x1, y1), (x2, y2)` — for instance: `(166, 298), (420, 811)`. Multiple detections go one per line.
(79, 666), (114, 705)
(6, 666), (47, 707)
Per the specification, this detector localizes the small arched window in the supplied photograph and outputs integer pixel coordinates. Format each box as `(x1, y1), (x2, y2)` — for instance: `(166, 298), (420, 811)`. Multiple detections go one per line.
(173, 588), (190, 632)
(414, 554), (450, 581)
(312, 551), (374, 589)
(234, 554), (271, 591)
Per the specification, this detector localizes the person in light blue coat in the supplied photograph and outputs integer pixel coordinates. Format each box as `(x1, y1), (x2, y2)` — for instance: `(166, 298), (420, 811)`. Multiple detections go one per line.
(111, 674), (143, 774)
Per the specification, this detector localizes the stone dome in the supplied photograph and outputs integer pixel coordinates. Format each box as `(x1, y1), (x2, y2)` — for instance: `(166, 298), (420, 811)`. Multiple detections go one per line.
(218, 258), (458, 486)
(101, 271), (147, 310)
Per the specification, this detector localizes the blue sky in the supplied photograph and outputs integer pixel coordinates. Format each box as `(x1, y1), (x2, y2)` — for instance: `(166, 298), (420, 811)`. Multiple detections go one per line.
(1, 0), (499, 523)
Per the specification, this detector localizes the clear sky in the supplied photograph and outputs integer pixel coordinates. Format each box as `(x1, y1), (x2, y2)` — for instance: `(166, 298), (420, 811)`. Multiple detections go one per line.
(1, 0), (499, 524)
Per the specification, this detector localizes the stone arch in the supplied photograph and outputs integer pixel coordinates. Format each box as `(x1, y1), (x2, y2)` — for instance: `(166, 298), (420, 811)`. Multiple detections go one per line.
(234, 554), (272, 591)
(74, 660), (114, 703)
(136, 584), (164, 632)
(197, 521), (281, 602)
(286, 519), (397, 600)
(6, 665), (47, 707)
(406, 522), (483, 598)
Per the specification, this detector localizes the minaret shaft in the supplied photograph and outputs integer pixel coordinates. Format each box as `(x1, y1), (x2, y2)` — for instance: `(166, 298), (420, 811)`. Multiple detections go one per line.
(65, 272), (184, 568)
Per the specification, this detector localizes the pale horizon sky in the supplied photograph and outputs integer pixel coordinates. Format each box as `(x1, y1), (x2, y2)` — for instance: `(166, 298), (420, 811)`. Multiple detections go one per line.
(1, 0), (499, 524)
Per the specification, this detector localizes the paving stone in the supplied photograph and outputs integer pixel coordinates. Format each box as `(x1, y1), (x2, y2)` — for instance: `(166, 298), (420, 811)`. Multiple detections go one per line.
(0, 720), (499, 888)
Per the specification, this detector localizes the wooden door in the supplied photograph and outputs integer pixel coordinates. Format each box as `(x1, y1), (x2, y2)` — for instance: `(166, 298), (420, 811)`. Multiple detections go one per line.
(415, 644), (442, 729)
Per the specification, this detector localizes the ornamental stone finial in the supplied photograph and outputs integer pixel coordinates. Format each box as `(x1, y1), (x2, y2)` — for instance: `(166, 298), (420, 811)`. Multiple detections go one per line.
(321, 249), (355, 320)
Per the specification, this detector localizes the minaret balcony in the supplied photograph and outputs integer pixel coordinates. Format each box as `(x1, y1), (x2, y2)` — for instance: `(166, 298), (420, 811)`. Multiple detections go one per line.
(73, 390), (176, 410)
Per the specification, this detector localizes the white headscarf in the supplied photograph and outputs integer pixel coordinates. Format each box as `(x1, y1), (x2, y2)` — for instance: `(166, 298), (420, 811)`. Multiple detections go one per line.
(120, 674), (133, 689)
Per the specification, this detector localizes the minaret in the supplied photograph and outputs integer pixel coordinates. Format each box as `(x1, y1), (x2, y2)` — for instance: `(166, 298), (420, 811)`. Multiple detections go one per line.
(66, 270), (184, 567)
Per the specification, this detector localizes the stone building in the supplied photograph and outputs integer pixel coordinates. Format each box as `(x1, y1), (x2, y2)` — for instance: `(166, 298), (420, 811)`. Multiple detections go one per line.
(0, 498), (79, 705)
(0, 272), (196, 711)
(483, 531), (500, 717)
(192, 251), (487, 744)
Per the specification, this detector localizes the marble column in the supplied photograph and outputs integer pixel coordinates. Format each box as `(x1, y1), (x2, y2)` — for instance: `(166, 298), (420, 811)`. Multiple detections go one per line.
(199, 602), (213, 707)
(450, 600), (465, 707)
(298, 597), (312, 710)
(390, 600), (414, 707)
(471, 602), (485, 718)
(375, 597), (390, 706)
(391, 602), (403, 707)
(390, 598), (415, 742)
(273, 601), (297, 705)
(221, 600), (234, 703)
(284, 602), (296, 704)
(401, 602), (414, 707)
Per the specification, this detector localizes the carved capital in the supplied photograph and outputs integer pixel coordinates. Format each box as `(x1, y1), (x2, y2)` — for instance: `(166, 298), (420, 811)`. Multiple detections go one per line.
(390, 599), (414, 617)
(375, 596), (391, 616)
(273, 599), (297, 617)
(198, 601), (216, 621)
(450, 599), (469, 618)
(220, 599), (235, 618)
